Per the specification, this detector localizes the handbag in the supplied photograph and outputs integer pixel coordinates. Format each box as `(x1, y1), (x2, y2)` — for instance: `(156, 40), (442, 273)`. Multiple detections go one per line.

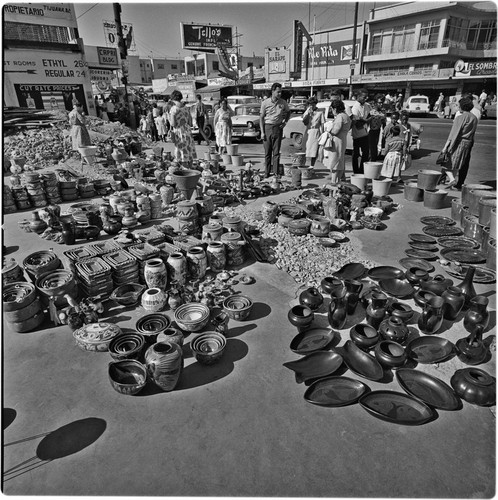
(436, 151), (451, 166)
(318, 131), (331, 147)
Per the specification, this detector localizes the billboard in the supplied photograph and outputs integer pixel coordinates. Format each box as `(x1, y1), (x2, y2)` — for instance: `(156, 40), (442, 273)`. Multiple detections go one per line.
(103, 20), (136, 53)
(181, 23), (233, 50)
(306, 41), (359, 67)
(454, 59), (497, 78)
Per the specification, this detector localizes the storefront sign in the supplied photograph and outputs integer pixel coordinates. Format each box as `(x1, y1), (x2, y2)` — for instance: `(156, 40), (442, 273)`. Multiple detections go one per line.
(266, 48), (290, 82)
(103, 20), (135, 53)
(97, 47), (118, 66)
(306, 42), (359, 67)
(352, 69), (438, 83)
(14, 83), (87, 113)
(454, 59), (497, 78)
(3, 3), (75, 23)
(181, 23), (233, 50)
(89, 68), (115, 83)
(208, 77), (235, 86)
(290, 78), (339, 87)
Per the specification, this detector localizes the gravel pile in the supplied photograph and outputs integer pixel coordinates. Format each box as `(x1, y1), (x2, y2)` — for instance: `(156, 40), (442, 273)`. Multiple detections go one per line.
(224, 205), (376, 288)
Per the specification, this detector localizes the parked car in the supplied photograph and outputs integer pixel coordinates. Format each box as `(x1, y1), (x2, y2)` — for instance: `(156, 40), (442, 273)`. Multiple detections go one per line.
(186, 102), (215, 139)
(289, 96), (308, 114)
(226, 95), (259, 110)
(283, 99), (422, 152)
(445, 94), (479, 119)
(231, 103), (262, 141)
(403, 95), (430, 116)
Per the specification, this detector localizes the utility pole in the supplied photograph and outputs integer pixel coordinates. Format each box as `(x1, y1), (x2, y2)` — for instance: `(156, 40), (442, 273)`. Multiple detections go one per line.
(234, 27), (243, 95)
(349, 2), (359, 99)
(310, 14), (316, 98)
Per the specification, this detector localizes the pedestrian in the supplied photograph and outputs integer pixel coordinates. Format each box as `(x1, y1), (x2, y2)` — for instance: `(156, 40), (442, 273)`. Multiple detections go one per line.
(139, 112), (149, 138)
(321, 99), (351, 183)
(435, 93), (445, 113)
(169, 89), (197, 168)
(440, 96), (478, 189)
(350, 89), (371, 174)
(155, 109), (168, 142)
(395, 93), (404, 112)
(479, 89), (488, 109)
(259, 82), (290, 178)
(382, 111), (400, 149)
(147, 106), (158, 142)
(368, 94), (387, 161)
(105, 98), (115, 122)
(214, 98), (233, 154)
(381, 125), (405, 183)
(302, 96), (325, 168)
(68, 100), (92, 153)
(194, 94), (211, 146)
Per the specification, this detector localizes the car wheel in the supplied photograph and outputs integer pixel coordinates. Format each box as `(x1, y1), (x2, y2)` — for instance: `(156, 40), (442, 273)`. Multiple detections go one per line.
(255, 129), (262, 141)
(292, 133), (304, 149)
(204, 125), (213, 138)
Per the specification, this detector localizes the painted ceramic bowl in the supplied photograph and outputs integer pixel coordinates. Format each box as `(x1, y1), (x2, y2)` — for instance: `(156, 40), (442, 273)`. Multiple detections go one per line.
(190, 331), (227, 365)
(223, 294), (253, 321)
(135, 313), (172, 343)
(110, 283), (146, 306)
(174, 303), (211, 332)
(36, 270), (75, 297)
(108, 333), (146, 361)
(73, 322), (122, 352)
(108, 359), (147, 395)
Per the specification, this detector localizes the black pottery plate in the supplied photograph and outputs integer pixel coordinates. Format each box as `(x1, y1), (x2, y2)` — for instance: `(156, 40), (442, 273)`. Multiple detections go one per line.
(395, 368), (462, 411)
(420, 216), (456, 226)
(342, 340), (384, 381)
(405, 336), (455, 364)
(283, 350), (343, 384)
(379, 278), (415, 298)
(399, 258), (435, 273)
(408, 233), (437, 244)
(367, 266), (405, 281)
(333, 262), (366, 281)
(359, 390), (435, 425)
(422, 225), (463, 237)
(437, 236), (480, 249)
(405, 248), (438, 260)
(290, 328), (336, 355)
(408, 241), (439, 252)
(304, 376), (369, 407)
(443, 264), (496, 284)
(440, 248), (487, 264)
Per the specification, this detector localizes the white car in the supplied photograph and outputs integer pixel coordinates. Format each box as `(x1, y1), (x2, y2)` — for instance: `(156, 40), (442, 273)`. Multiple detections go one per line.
(226, 95), (259, 110)
(231, 103), (262, 141)
(403, 95), (430, 116)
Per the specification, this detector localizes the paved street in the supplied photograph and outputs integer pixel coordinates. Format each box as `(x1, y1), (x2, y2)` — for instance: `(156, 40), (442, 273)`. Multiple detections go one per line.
(2, 117), (496, 497)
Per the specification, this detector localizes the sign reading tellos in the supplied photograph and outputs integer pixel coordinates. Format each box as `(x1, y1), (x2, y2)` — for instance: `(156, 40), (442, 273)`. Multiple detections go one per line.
(181, 23), (233, 50)
(454, 59), (497, 78)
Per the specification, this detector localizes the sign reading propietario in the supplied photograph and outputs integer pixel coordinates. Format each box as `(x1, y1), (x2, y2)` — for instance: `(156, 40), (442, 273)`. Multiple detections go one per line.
(181, 23), (233, 50)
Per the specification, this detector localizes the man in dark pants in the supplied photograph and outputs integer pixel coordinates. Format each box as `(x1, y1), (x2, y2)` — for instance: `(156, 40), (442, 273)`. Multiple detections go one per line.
(259, 82), (290, 178)
(350, 89), (372, 174)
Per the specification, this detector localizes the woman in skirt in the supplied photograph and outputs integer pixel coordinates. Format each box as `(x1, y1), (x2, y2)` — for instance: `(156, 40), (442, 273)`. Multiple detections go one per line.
(381, 125), (405, 182)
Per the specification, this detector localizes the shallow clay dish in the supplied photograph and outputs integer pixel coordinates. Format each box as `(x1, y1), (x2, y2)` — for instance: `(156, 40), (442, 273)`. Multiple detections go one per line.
(333, 262), (366, 280)
(379, 278), (415, 298)
(283, 350), (343, 383)
(367, 266), (405, 281)
(405, 336), (455, 364)
(290, 328), (336, 355)
(342, 340), (384, 381)
(304, 376), (369, 407)
(408, 233), (437, 244)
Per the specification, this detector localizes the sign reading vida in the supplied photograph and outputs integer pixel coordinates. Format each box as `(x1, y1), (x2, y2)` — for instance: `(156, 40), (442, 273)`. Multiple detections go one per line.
(181, 23), (233, 50)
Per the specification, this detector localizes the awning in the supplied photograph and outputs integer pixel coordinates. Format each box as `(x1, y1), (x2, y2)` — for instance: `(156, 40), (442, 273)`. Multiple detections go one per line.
(196, 85), (225, 94)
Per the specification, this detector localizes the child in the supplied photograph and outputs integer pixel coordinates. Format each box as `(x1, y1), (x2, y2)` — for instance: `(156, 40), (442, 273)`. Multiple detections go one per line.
(381, 125), (406, 183)
(382, 111), (400, 149)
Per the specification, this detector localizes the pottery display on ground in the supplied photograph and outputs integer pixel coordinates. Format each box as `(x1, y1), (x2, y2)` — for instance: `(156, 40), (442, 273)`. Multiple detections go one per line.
(350, 323), (379, 350)
(455, 266), (477, 309)
(145, 341), (183, 392)
(374, 340), (407, 368)
(441, 286), (465, 321)
(108, 359), (147, 395)
(365, 292), (388, 329)
(144, 258), (168, 291)
(190, 331), (227, 365)
(206, 241), (226, 273)
(344, 279), (363, 315)
(223, 295), (253, 321)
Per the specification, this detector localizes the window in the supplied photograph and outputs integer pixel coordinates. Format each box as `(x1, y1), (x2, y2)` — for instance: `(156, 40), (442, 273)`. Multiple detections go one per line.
(418, 20), (441, 50)
(444, 17), (470, 48)
(247, 62), (253, 68)
(467, 19), (497, 49)
(158, 64), (164, 69)
(391, 24), (416, 53)
(171, 64), (178, 70)
(414, 63), (434, 70)
(212, 61), (219, 71)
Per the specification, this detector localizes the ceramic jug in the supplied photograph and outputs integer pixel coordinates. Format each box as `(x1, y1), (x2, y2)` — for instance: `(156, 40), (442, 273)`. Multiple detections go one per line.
(328, 288), (347, 330)
(441, 286), (465, 321)
(144, 341), (183, 392)
(417, 295), (445, 335)
(344, 279), (363, 315)
(457, 295), (489, 365)
(455, 266), (477, 310)
(365, 292), (388, 329)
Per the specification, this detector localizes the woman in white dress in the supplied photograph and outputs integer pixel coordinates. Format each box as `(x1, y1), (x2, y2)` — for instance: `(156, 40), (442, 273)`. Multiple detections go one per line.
(155, 110), (167, 142)
(321, 100), (351, 183)
(214, 99), (233, 154)
(302, 96), (325, 167)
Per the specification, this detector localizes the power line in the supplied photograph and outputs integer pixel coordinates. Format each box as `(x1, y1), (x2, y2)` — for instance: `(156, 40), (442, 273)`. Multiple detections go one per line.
(76, 3), (99, 19)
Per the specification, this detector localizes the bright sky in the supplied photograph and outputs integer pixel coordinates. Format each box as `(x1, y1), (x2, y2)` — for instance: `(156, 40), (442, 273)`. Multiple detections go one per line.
(74, 1), (380, 59)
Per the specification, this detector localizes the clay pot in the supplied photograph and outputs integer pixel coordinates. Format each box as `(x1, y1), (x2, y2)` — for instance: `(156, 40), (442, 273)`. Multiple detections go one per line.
(350, 323), (379, 350)
(166, 252), (187, 286)
(388, 302), (414, 324)
(417, 295), (445, 335)
(328, 288), (347, 330)
(365, 292), (388, 329)
(299, 287), (324, 312)
(288, 305), (314, 333)
(321, 277), (344, 296)
(206, 241), (226, 273)
(405, 267), (430, 286)
(157, 327), (184, 347)
(84, 225), (101, 240)
(344, 279), (363, 315)
(463, 295), (490, 339)
(186, 246), (207, 280)
(441, 286), (465, 321)
(419, 275), (453, 296)
(29, 211), (47, 234)
(450, 368), (496, 406)
(144, 341), (183, 392)
(308, 215), (331, 237)
(261, 201), (279, 223)
(379, 316), (409, 344)
(455, 266), (477, 310)
(103, 216), (122, 235)
(141, 288), (168, 312)
(144, 258), (168, 291)
(374, 340), (407, 368)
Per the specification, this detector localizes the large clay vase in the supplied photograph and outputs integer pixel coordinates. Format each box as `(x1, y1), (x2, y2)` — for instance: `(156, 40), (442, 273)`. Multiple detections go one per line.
(379, 316), (409, 344)
(141, 288), (168, 312)
(166, 252), (187, 286)
(365, 292), (388, 329)
(159, 184), (175, 206)
(144, 258), (168, 291)
(102, 215), (122, 235)
(29, 211), (47, 234)
(299, 287), (324, 312)
(61, 222), (75, 245)
(455, 266), (477, 310)
(144, 341), (183, 392)
(186, 246), (207, 279)
(328, 288), (347, 330)
(157, 327), (184, 347)
(344, 279), (363, 315)
(417, 295), (445, 335)
(441, 286), (465, 321)
(171, 169), (201, 201)
(206, 241), (226, 273)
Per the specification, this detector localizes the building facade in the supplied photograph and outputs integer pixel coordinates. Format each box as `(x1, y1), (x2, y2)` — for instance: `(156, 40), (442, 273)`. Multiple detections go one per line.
(3, 3), (95, 114)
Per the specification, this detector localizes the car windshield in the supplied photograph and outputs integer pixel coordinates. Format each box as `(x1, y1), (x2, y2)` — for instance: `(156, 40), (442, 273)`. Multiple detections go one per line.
(411, 98), (428, 103)
(235, 106), (260, 115)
